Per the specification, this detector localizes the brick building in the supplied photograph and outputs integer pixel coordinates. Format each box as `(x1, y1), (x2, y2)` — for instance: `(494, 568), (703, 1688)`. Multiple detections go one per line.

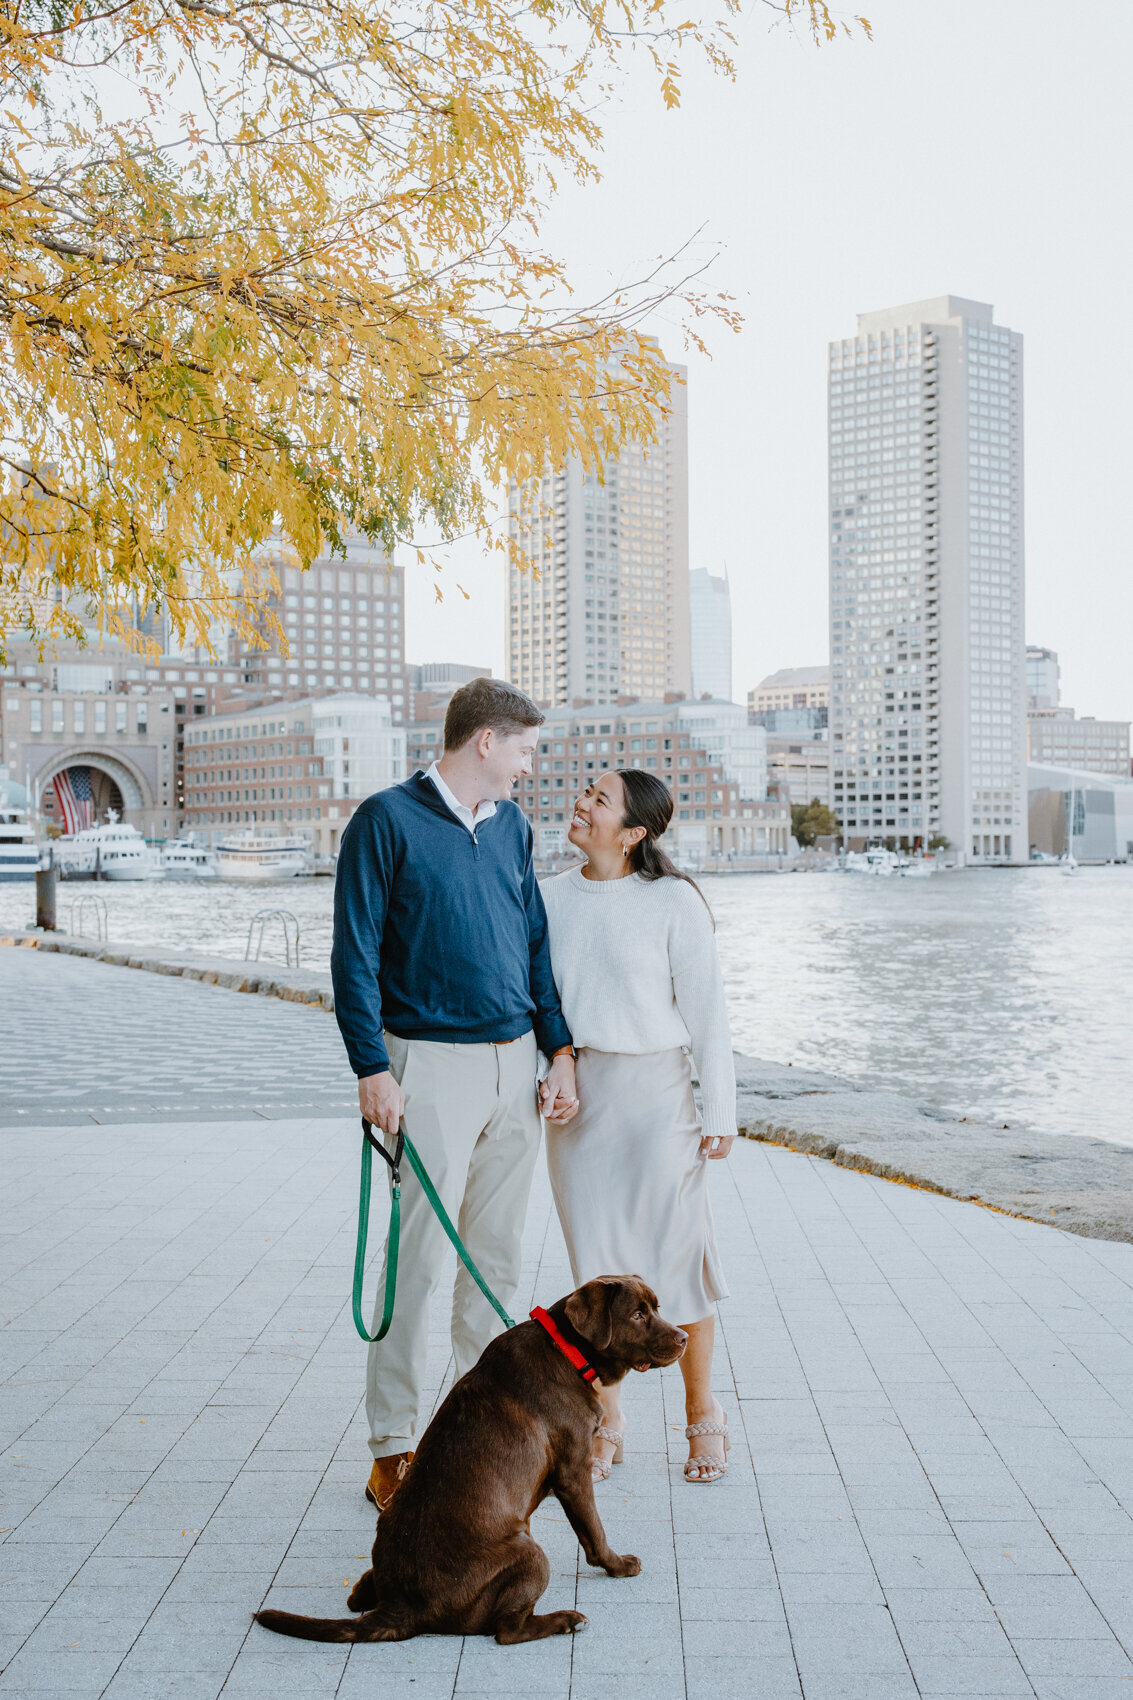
(409, 700), (790, 858)
(182, 693), (406, 857)
(2, 637), (185, 839)
(3, 528), (410, 827)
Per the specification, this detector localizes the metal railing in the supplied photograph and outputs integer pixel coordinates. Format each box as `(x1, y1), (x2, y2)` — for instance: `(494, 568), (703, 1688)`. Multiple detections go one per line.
(68, 895), (109, 941)
(245, 909), (301, 968)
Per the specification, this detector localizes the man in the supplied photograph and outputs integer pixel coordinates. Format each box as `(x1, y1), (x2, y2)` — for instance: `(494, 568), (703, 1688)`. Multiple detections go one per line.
(331, 677), (579, 1512)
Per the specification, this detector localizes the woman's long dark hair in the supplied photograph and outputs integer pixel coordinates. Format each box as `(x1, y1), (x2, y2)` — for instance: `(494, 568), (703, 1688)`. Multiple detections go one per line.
(614, 768), (713, 922)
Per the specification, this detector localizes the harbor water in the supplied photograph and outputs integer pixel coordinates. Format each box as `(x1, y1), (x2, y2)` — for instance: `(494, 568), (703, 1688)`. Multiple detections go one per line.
(2, 866), (1130, 1146)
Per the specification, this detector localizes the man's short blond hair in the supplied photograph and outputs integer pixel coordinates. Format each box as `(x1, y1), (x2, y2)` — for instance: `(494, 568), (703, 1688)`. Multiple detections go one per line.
(443, 678), (544, 751)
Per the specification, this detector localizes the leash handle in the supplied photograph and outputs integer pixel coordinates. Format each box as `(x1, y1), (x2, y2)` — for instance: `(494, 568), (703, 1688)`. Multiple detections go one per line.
(352, 1117), (517, 1343)
(352, 1124), (401, 1342)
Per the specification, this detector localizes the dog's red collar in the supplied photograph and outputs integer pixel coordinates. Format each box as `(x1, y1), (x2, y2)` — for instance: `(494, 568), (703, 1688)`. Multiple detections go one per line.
(530, 1306), (599, 1383)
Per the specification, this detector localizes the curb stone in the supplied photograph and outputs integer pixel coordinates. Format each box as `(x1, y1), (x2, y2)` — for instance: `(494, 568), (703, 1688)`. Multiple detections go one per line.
(1, 930), (335, 1010)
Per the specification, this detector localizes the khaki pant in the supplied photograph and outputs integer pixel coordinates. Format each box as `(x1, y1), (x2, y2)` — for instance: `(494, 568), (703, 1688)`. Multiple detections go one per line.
(366, 1031), (541, 1460)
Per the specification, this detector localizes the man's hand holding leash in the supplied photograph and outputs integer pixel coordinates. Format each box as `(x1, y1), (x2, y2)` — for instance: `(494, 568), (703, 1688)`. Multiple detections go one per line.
(359, 1070), (405, 1138)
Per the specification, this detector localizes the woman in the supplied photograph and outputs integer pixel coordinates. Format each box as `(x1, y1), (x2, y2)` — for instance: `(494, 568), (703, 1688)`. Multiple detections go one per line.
(541, 768), (736, 1484)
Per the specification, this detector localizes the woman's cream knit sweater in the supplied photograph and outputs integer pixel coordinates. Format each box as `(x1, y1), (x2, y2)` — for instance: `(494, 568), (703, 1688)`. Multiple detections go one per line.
(540, 866), (738, 1142)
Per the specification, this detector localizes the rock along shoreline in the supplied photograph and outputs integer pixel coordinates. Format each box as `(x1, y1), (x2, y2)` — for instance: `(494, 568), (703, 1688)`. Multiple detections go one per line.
(5, 929), (1132, 1245)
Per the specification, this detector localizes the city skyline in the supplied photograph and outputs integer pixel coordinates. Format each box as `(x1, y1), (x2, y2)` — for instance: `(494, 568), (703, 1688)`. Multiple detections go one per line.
(400, 0), (1131, 725)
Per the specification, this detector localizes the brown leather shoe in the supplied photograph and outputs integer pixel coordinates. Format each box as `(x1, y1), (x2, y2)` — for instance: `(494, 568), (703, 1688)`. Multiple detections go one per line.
(365, 1451), (414, 1512)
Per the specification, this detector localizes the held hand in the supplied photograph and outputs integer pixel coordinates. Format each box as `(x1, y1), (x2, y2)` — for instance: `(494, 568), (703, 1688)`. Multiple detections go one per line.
(359, 1070), (405, 1138)
(540, 1055), (579, 1125)
(699, 1133), (735, 1161)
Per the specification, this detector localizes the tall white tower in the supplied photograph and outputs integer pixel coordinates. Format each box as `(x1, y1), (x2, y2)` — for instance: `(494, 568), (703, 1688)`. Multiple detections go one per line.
(689, 567), (733, 701)
(827, 296), (1026, 863)
(506, 346), (690, 708)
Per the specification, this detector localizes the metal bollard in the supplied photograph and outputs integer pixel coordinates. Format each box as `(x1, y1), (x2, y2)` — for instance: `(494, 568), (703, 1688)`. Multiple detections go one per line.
(36, 865), (57, 931)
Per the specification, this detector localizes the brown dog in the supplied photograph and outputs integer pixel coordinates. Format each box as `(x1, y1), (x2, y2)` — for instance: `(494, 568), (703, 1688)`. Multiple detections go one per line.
(255, 1275), (686, 1645)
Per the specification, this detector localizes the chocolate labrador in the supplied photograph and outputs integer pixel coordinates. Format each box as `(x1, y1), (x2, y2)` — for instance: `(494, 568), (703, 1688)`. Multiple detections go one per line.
(255, 1275), (686, 1645)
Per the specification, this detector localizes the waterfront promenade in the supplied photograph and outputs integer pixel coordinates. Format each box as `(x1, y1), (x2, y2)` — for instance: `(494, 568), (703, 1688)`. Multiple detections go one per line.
(3, 947), (1133, 1699)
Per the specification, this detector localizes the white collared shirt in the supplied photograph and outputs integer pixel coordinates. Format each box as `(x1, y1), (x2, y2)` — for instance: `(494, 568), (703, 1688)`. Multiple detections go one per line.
(425, 761), (498, 836)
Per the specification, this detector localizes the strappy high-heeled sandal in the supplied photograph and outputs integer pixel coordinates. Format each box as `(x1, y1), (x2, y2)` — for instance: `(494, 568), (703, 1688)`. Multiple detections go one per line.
(590, 1421), (625, 1483)
(684, 1410), (729, 1483)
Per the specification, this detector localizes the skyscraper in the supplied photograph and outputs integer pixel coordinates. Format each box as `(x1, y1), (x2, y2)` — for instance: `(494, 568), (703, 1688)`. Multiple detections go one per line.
(828, 296), (1026, 863)
(506, 346), (690, 708)
(689, 567), (732, 701)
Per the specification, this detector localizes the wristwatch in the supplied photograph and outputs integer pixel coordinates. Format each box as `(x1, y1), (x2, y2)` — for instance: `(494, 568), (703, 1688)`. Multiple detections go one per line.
(551, 1045), (578, 1060)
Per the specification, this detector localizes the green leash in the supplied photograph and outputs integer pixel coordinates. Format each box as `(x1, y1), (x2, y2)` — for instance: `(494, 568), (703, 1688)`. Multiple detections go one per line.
(352, 1117), (517, 1343)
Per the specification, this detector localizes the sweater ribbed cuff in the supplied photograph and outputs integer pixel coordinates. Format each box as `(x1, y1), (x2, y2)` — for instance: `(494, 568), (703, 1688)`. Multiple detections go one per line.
(535, 1017), (573, 1060)
(700, 1100), (738, 1142)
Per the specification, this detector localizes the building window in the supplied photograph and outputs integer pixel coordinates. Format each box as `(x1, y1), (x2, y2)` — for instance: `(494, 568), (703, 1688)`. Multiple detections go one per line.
(72, 701), (85, 733)
(95, 701), (107, 734)
(30, 700), (42, 733)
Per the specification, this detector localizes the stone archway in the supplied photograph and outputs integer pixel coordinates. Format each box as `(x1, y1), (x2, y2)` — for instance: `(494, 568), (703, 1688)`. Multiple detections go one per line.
(38, 750), (152, 819)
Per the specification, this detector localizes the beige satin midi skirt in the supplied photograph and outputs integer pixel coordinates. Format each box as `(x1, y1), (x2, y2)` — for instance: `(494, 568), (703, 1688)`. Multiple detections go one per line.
(545, 1046), (728, 1327)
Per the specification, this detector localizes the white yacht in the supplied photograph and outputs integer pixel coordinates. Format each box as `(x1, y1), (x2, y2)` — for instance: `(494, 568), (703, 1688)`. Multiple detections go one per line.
(54, 816), (162, 881)
(214, 831), (308, 881)
(160, 838), (219, 880)
(0, 801), (39, 881)
(844, 846), (902, 876)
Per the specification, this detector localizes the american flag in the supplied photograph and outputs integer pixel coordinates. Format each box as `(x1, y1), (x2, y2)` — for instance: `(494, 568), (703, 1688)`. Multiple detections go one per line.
(54, 767), (93, 834)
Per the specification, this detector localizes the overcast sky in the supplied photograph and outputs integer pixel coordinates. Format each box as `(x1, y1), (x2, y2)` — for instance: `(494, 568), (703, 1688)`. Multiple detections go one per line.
(404, 0), (1132, 724)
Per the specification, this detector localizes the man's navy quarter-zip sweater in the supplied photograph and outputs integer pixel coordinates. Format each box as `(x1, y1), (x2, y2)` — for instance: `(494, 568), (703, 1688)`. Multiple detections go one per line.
(330, 770), (572, 1078)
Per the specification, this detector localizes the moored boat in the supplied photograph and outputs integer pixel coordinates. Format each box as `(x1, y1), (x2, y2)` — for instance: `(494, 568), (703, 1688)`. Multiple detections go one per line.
(54, 817), (162, 881)
(0, 801), (39, 881)
(160, 838), (220, 880)
(844, 846), (901, 876)
(214, 831), (308, 881)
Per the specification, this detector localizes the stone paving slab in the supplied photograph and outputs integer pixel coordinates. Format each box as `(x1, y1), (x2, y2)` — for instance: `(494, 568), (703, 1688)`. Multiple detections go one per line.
(0, 945), (351, 1124)
(3, 1111), (1133, 1700)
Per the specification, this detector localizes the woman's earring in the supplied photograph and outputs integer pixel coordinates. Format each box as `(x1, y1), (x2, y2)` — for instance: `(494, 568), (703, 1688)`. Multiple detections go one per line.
(622, 844), (628, 857)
